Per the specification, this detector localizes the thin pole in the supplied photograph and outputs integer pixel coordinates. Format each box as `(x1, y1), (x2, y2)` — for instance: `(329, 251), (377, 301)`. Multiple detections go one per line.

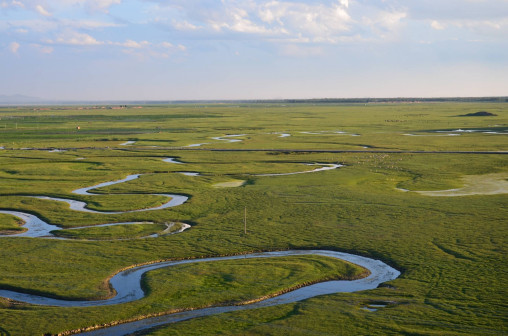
(244, 206), (247, 234)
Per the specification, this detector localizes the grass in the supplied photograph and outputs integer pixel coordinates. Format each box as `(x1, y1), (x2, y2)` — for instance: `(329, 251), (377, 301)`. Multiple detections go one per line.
(51, 222), (172, 240)
(212, 180), (246, 188)
(141, 255), (367, 308)
(0, 102), (506, 335)
(412, 172), (508, 196)
(0, 213), (25, 234)
(0, 255), (367, 336)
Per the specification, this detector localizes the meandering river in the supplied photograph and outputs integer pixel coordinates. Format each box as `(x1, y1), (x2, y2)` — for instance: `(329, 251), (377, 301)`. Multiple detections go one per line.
(0, 249), (399, 336)
(27, 174), (188, 214)
(0, 159), (401, 335)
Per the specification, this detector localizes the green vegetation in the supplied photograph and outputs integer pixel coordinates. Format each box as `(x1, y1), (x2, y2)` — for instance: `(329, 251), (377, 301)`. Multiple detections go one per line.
(0, 102), (506, 335)
(142, 255), (367, 308)
(213, 180), (246, 188)
(0, 213), (25, 234)
(51, 222), (172, 240)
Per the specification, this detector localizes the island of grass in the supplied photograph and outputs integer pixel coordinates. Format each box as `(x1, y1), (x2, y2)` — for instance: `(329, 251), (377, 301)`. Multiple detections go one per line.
(213, 180), (246, 188)
(412, 172), (508, 196)
(0, 213), (26, 235)
(459, 111), (497, 116)
(141, 255), (369, 308)
(51, 222), (184, 240)
(0, 255), (368, 335)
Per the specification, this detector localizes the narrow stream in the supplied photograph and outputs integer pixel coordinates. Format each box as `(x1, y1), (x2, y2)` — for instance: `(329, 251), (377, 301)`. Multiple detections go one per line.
(0, 210), (190, 239)
(0, 173), (189, 238)
(0, 158), (401, 336)
(25, 174), (188, 214)
(1, 162), (341, 238)
(256, 163), (342, 176)
(211, 134), (246, 143)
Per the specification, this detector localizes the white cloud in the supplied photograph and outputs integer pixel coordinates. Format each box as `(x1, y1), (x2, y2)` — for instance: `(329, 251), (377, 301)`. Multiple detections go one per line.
(376, 11), (407, 31)
(40, 46), (53, 53)
(166, 0), (353, 43)
(47, 33), (156, 50)
(4, 0), (505, 62)
(405, 0), (508, 21)
(1, 0), (24, 9)
(208, 6), (272, 34)
(159, 41), (173, 48)
(2, 19), (121, 34)
(60, 19), (123, 30)
(1, 0), (121, 13)
(431, 20), (445, 30)
(149, 1), (413, 45)
(8, 41), (20, 53)
(35, 21), (186, 58)
(455, 18), (508, 37)
(82, 0), (122, 12)
(114, 40), (151, 48)
(121, 41), (187, 59)
(35, 4), (51, 16)
(49, 0), (122, 11)
(263, 1), (351, 39)
(426, 17), (508, 39)
(0, 20), (55, 33)
(31, 43), (54, 54)
(359, 8), (407, 41)
(402, 0), (508, 40)
(47, 31), (103, 46)
(172, 20), (201, 31)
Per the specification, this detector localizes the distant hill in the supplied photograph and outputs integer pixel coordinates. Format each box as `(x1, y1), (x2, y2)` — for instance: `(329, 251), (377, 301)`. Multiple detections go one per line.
(0, 94), (45, 104)
(459, 111), (497, 117)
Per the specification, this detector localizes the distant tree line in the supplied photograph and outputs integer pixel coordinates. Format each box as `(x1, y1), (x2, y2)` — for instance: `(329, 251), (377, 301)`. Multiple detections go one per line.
(153, 97), (508, 104)
(244, 97), (508, 104)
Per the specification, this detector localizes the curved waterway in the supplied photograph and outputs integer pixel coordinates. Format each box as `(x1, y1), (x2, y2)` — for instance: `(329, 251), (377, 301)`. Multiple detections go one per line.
(27, 174), (188, 214)
(0, 210), (61, 237)
(81, 250), (398, 335)
(256, 163), (342, 177)
(0, 209), (190, 239)
(0, 250), (399, 335)
(0, 158), (401, 335)
(211, 134), (246, 143)
(0, 174), (189, 238)
(161, 157), (183, 164)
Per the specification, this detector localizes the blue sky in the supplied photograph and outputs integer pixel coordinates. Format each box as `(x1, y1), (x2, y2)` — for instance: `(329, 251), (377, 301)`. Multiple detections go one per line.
(1, 0), (507, 100)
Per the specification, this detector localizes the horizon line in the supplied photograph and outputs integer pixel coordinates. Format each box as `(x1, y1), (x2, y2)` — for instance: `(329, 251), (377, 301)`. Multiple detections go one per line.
(1, 96), (507, 106)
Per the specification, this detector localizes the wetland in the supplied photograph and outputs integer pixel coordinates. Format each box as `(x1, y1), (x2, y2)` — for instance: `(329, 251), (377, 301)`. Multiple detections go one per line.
(0, 101), (506, 335)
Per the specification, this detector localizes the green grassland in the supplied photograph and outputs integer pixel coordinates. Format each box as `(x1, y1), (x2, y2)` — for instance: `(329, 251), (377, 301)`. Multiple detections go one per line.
(0, 213), (25, 234)
(0, 102), (506, 335)
(51, 222), (174, 240)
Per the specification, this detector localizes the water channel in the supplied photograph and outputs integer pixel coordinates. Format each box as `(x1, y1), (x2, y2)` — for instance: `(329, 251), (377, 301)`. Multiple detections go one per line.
(0, 250), (399, 336)
(0, 159), (400, 335)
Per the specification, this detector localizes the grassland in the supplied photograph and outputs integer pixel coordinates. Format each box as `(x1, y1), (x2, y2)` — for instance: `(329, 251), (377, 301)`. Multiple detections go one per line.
(0, 213), (25, 234)
(51, 222), (172, 240)
(0, 102), (506, 335)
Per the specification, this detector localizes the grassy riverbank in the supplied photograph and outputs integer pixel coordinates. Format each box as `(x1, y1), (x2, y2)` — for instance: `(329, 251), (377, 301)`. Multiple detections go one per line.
(51, 222), (176, 240)
(0, 213), (25, 234)
(0, 102), (506, 335)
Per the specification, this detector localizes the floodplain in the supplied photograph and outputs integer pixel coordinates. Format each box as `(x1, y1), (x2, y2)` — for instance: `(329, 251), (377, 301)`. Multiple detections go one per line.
(0, 102), (506, 335)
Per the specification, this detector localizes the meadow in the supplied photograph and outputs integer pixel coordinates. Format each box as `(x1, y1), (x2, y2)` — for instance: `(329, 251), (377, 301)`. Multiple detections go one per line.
(0, 102), (506, 335)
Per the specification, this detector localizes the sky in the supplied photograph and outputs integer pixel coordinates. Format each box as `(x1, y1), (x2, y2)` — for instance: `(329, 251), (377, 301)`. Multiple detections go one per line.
(1, 0), (507, 100)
